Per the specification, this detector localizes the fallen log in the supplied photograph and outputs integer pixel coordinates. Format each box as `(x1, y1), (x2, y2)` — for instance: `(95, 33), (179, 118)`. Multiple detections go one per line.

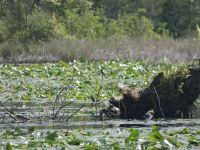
(100, 60), (200, 120)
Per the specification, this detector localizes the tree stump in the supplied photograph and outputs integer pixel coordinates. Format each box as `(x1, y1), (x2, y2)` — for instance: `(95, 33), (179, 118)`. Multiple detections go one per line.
(101, 61), (200, 119)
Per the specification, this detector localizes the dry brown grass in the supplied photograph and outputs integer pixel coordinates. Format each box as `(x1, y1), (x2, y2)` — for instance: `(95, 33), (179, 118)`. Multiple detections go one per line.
(1, 37), (200, 63)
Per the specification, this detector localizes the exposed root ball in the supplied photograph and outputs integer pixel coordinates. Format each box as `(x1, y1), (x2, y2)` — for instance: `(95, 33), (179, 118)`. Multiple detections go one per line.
(117, 83), (140, 102)
(100, 62), (200, 120)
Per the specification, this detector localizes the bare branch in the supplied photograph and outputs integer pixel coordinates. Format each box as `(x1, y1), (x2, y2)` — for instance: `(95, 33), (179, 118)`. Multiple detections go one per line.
(66, 104), (86, 122)
(0, 100), (14, 114)
(152, 86), (165, 118)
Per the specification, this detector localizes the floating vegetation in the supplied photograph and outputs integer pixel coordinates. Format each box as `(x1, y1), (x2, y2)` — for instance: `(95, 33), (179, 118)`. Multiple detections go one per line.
(0, 60), (200, 149)
(1, 124), (200, 149)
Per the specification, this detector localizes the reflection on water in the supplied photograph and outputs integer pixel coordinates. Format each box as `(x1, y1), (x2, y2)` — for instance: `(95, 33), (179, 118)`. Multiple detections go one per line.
(0, 100), (200, 131)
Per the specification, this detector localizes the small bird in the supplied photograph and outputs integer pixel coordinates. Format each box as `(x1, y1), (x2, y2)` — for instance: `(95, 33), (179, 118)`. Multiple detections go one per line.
(143, 109), (154, 120)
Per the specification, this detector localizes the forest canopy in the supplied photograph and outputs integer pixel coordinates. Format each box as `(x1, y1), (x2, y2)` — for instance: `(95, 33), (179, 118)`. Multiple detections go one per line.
(0, 0), (200, 42)
(0, 0), (200, 61)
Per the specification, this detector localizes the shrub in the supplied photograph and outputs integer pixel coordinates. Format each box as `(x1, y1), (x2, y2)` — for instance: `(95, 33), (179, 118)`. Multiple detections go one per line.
(21, 9), (55, 42)
(108, 9), (159, 38)
(0, 41), (26, 60)
(0, 20), (8, 43)
(63, 9), (105, 39)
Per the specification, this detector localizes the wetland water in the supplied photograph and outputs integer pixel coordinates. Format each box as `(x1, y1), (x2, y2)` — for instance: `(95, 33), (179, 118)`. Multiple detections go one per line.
(1, 100), (200, 149)
(1, 61), (200, 149)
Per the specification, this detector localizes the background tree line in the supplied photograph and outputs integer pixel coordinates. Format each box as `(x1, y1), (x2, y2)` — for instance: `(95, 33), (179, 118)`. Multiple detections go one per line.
(0, 0), (200, 50)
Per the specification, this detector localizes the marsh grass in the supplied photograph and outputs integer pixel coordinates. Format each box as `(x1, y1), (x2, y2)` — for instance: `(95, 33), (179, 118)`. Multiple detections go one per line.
(0, 37), (200, 63)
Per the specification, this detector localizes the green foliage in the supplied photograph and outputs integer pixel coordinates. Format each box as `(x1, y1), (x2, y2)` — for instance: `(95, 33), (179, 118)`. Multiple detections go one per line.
(85, 142), (99, 150)
(161, 0), (200, 38)
(92, 0), (132, 20)
(68, 137), (82, 145)
(5, 143), (12, 150)
(52, 16), (68, 38)
(111, 142), (121, 150)
(147, 131), (164, 142)
(0, 0), (200, 43)
(188, 136), (200, 146)
(0, 108), (199, 149)
(1, 0), (200, 58)
(197, 25), (200, 39)
(46, 132), (58, 141)
(108, 9), (159, 38)
(63, 9), (105, 39)
(170, 128), (191, 135)
(159, 63), (190, 94)
(1, 0), (33, 40)
(0, 61), (199, 149)
(0, 20), (8, 42)
(151, 126), (161, 132)
(0, 0), (55, 43)
(28, 126), (37, 133)
(125, 129), (140, 143)
(166, 137), (182, 148)
(0, 60), (167, 101)
(24, 9), (55, 42)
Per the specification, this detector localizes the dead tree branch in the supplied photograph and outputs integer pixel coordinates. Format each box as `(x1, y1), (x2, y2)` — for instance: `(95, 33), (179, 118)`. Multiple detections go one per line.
(91, 68), (105, 118)
(66, 104), (86, 122)
(152, 86), (165, 118)
(0, 100), (30, 123)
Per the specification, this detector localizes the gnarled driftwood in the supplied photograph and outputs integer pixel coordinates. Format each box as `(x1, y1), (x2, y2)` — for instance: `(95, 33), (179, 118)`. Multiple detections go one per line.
(100, 61), (200, 120)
